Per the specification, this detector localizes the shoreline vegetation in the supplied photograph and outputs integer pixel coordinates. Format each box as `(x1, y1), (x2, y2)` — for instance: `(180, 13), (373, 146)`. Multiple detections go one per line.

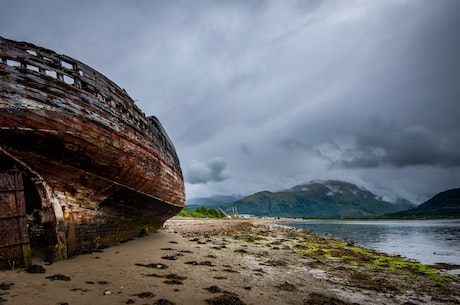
(177, 206), (227, 218)
(1, 218), (459, 305)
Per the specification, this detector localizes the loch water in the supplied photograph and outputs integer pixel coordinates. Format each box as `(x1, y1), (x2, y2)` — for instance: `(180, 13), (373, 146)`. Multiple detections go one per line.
(284, 219), (460, 269)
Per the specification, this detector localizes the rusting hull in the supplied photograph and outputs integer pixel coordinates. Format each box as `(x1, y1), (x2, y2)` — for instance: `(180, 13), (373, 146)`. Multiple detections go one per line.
(0, 36), (185, 268)
(0, 170), (30, 269)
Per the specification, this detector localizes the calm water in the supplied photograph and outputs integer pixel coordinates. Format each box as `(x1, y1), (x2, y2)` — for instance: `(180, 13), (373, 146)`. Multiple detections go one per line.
(284, 219), (460, 267)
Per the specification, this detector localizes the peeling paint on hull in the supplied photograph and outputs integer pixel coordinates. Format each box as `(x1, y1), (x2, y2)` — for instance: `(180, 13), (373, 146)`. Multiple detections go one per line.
(0, 36), (185, 268)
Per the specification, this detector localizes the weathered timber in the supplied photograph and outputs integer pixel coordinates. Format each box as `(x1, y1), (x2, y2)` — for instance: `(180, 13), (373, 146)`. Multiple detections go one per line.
(0, 36), (185, 268)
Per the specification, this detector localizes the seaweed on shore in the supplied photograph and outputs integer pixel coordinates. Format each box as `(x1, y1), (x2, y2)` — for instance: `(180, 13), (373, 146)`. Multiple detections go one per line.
(303, 292), (357, 305)
(205, 293), (246, 305)
(174, 219), (460, 304)
(135, 262), (169, 269)
(154, 299), (177, 305)
(46, 274), (71, 281)
(0, 283), (13, 290)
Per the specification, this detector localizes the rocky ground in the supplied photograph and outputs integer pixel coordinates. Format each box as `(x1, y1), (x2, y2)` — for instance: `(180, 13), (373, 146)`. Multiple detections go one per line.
(0, 218), (459, 305)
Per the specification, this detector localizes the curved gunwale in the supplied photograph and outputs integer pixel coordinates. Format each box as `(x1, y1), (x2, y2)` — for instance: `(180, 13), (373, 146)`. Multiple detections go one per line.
(0, 36), (184, 208)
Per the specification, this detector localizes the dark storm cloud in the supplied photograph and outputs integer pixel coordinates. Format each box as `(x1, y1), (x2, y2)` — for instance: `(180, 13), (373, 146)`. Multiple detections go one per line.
(339, 118), (460, 168)
(1, 0), (459, 202)
(185, 158), (229, 185)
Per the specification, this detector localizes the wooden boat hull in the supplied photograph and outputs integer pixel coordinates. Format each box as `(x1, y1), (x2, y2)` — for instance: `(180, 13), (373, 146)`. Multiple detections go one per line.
(0, 37), (185, 268)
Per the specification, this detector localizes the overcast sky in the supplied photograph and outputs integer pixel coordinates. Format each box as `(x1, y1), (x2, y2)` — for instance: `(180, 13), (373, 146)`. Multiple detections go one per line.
(2, 0), (459, 203)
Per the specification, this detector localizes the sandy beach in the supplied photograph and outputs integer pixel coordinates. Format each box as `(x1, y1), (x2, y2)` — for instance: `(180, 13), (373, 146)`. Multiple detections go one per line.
(1, 218), (459, 305)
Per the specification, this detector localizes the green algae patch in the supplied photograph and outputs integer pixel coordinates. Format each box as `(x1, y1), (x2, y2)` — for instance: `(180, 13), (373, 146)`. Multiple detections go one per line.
(371, 255), (454, 282)
(291, 235), (374, 263)
(287, 229), (456, 287)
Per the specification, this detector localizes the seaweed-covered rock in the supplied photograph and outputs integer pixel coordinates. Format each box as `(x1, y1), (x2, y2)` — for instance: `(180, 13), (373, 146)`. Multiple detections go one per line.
(205, 293), (246, 305)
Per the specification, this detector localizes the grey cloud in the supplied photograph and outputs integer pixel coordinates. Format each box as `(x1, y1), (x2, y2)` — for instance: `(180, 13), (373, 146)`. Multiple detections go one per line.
(279, 138), (314, 153)
(239, 143), (251, 156)
(185, 158), (229, 185)
(338, 119), (460, 168)
(1, 0), (460, 201)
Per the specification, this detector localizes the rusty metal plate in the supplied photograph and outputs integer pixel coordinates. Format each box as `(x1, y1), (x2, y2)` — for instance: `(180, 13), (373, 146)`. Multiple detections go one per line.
(0, 170), (28, 248)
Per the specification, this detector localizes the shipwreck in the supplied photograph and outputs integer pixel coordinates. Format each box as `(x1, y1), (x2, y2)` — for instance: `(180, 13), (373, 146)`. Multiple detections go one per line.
(0, 36), (185, 269)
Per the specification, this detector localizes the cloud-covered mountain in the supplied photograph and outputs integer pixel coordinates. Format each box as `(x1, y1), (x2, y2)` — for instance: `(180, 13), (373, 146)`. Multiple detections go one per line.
(225, 180), (412, 218)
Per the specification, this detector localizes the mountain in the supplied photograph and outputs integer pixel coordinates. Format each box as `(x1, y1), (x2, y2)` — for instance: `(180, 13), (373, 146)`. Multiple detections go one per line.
(389, 188), (460, 218)
(226, 180), (409, 218)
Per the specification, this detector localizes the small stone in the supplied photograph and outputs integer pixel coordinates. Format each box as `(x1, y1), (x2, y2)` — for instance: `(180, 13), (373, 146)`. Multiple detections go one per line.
(46, 274), (71, 281)
(26, 265), (46, 273)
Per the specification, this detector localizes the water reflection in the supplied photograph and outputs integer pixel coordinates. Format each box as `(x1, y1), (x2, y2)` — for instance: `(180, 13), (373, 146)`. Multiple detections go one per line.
(285, 220), (460, 266)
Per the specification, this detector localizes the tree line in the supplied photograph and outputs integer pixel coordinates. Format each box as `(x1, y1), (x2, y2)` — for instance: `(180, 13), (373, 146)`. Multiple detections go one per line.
(177, 205), (227, 218)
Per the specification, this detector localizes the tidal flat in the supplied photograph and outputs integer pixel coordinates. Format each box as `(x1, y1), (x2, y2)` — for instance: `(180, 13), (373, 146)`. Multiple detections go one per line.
(0, 219), (459, 305)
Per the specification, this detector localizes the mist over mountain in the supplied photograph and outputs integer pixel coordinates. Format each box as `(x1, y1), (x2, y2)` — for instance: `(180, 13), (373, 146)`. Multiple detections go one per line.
(191, 180), (415, 218)
(186, 194), (243, 207)
(389, 188), (460, 218)
(391, 197), (417, 211)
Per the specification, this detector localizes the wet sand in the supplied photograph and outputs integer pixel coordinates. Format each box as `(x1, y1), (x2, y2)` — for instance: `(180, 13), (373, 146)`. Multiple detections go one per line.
(1, 218), (459, 305)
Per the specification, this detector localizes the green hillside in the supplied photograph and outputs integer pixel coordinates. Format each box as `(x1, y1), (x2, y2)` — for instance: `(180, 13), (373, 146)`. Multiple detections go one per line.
(227, 180), (407, 218)
(389, 188), (460, 218)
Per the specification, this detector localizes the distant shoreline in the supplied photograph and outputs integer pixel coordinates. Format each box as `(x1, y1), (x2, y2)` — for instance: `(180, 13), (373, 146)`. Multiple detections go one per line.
(278, 216), (460, 221)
